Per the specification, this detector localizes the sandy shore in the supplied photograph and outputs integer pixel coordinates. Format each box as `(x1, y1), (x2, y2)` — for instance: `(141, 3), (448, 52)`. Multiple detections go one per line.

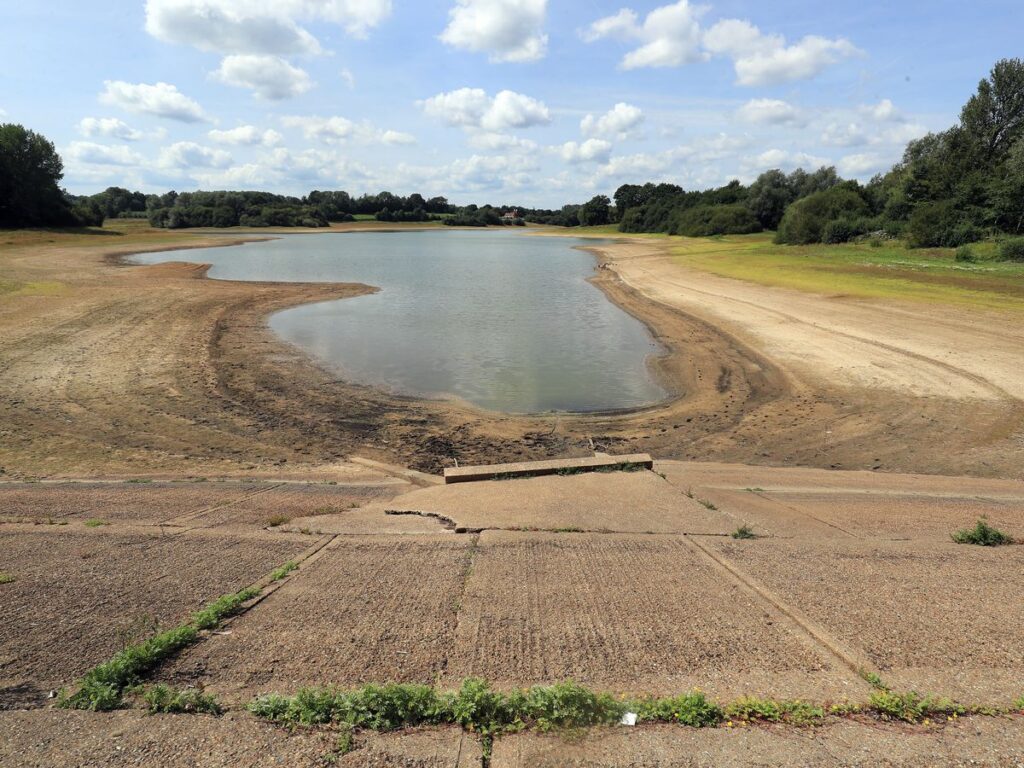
(0, 224), (1021, 478)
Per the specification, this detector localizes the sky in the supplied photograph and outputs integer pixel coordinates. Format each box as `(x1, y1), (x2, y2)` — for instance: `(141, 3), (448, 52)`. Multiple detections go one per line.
(1, 0), (1021, 207)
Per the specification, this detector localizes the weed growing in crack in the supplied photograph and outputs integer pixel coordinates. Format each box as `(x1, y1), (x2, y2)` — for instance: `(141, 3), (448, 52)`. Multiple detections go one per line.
(267, 514), (290, 527)
(697, 498), (718, 511)
(270, 562), (298, 581)
(731, 525), (757, 540)
(143, 684), (222, 715)
(0, 572), (15, 584)
(724, 696), (825, 726)
(859, 669), (889, 691)
(951, 518), (1014, 546)
(633, 691), (722, 726)
(868, 690), (964, 722)
(84, 519), (107, 528)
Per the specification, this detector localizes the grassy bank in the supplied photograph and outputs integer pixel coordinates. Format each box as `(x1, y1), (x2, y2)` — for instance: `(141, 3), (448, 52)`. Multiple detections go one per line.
(572, 228), (1024, 313)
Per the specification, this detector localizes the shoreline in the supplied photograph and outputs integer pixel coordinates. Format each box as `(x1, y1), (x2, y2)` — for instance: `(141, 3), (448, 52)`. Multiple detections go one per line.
(1, 223), (1021, 479)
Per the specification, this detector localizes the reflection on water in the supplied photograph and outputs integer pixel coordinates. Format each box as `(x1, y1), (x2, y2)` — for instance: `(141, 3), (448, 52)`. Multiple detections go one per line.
(135, 230), (668, 413)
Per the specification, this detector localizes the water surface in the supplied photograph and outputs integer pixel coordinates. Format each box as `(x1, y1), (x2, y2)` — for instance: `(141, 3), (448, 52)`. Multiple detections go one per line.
(135, 230), (668, 413)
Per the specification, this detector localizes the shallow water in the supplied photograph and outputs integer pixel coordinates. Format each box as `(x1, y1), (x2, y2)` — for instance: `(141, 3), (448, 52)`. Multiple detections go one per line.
(135, 230), (668, 413)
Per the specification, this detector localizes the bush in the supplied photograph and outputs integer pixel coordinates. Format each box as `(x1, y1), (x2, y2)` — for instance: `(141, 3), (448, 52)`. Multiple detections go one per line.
(999, 238), (1024, 261)
(775, 187), (870, 245)
(822, 219), (855, 244)
(672, 204), (762, 237)
(905, 200), (982, 248)
(868, 690), (964, 722)
(635, 691), (722, 726)
(951, 518), (1014, 546)
(954, 245), (976, 262)
(522, 681), (624, 731)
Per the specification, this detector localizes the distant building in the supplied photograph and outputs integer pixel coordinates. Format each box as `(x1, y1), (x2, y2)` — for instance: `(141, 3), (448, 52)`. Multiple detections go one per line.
(501, 209), (521, 222)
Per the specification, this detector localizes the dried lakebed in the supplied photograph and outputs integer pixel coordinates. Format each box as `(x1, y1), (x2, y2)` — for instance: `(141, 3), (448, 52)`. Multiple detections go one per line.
(132, 230), (669, 414)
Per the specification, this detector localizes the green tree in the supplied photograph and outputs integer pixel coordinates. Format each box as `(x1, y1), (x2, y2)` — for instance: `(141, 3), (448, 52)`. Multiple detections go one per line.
(0, 123), (74, 227)
(960, 58), (1024, 162)
(577, 195), (611, 226)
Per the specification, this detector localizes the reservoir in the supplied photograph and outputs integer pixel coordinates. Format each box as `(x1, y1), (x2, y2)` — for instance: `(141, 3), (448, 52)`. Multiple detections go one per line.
(134, 230), (668, 414)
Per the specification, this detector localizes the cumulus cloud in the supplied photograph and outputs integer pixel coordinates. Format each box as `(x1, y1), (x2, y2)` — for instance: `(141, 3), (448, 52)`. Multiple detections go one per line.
(419, 88), (550, 132)
(100, 81), (208, 123)
(559, 139), (613, 164)
(145, 0), (391, 55)
(582, 0), (706, 69)
(742, 148), (831, 174)
(78, 117), (145, 141)
(65, 141), (145, 166)
(158, 141), (232, 169)
(583, 4), (859, 84)
(839, 152), (888, 177)
(340, 68), (356, 89)
(736, 98), (803, 125)
(581, 103), (644, 139)
(208, 125), (283, 146)
(466, 132), (538, 152)
(282, 115), (415, 145)
(213, 55), (313, 100)
(440, 0), (547, 63)
(862, 99), (903, 122)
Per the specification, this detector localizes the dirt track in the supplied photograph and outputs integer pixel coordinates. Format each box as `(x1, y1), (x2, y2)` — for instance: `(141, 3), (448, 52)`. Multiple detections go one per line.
(1, 223), (1022, 479)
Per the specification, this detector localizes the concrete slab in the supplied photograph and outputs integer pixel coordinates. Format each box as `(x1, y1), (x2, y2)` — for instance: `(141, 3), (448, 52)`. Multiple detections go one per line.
(706, 537), (1024, 704)
(444, 454), (653, 484)
(490, 719), (1024, 768)
(377, 471), (736, 534)
(158, 535), (475, 701)
(443, 531), (860, 701)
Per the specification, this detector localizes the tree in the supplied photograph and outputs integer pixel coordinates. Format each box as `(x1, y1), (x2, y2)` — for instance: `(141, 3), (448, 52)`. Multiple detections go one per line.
(960, 58), (1024, 162)
(746, 170), (794, 230)
(577, 195), (611, 226)
(0, 123), (74, 227)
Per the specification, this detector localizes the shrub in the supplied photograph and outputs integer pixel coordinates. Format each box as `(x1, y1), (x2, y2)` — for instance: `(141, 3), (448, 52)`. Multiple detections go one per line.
(266, 514), (290, 527)
(999, 237), (1024, 261)
(523, 681), (625, 731)
(955, 245), (976, 262)
(775, 187), (870, 245)
(672, 204), (762, 237)
(143, 684), (222, 715)
(449, 678), (524, 735)
(821, 219), (855, 244)
(951, 518), (1014, 546)
(905, 200), (981, 248)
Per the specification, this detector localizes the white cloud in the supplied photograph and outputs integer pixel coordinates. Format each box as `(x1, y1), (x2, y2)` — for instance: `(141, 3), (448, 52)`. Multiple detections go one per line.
(78, 117), (145, 141)
(66, 141), (145, 166)
(862, 99), (903, 122)
(583, 5), (859, 84)
(158, 141), (232, 169)
(583, 0), (706, 69)
(742, 148), (831, 174)
(340, 68), (356, 89)
(466, 132), (538, 152)
(145, 0), (322, 55)
(144, 0), (391, 55)
(282, 115), (415, 145)
(100, 81), (208, 123)
(208, 125), (283, 146)
(822, 118), (927, 148)
(559, 139), (613, 164)
(213, 55), (313, 100)
(839, 152), (888, 177)
(581, 103), (644, 139)
(736, 98), (803, 125)
(440, 0), (547, 63)
(420, 88), (550, 132)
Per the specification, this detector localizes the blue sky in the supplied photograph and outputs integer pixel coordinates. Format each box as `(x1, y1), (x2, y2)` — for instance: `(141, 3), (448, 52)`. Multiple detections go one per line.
(1, 0), (1020, 206)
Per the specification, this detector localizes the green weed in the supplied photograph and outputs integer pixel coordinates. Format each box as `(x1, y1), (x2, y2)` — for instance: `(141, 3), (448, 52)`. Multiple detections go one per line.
(84, 519), (107, 528)
(724, 696), (825, 726)
(633, 691), (722, 727)
(697, 498), (718, 511)
(951, 518), (1014, 546)
(143, 684), (222, 715)
(868, 690), (964, 722)
(0, 572), (15, 584)
(270, 562), (298, 581)
(731, 525), (757, 540)
(859, 669), (889, 691)
(267, 514), (290, 527)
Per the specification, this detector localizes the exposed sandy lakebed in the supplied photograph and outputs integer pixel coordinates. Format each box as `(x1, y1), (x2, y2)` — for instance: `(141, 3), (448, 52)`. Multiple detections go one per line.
(0, 223), (1021, 478)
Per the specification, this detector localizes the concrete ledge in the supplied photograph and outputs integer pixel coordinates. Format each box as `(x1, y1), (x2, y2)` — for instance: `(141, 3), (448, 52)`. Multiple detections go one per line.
(350, 456), (443, 487)
(443, 454), (653, 484)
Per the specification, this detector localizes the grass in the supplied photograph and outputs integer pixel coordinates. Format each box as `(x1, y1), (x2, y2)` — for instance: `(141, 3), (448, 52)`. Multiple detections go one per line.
(657, 233), (1024, 313)
(270, 561), (298, 581)
(83, 518), (108, 528)
(60, 582), (263, 710)
(143, 684), (222, 715)
(266, 514), (290, 527)
(951, 518), (1015, 546)
(696, 498), (718, 511)
(0, 572), (16, 584)
(731, 524), (757, 540)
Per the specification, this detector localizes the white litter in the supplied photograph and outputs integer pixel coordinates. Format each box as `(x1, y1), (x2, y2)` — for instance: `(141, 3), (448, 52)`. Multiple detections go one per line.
(620, 712), (637, 726)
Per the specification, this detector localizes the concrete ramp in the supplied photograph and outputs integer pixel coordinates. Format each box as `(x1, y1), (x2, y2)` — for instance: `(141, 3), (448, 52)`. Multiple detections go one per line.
(443, 453), (653, 484)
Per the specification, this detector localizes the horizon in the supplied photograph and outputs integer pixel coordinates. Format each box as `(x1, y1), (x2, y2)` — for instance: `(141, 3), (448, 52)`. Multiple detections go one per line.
(2, 0), (1021, 207)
